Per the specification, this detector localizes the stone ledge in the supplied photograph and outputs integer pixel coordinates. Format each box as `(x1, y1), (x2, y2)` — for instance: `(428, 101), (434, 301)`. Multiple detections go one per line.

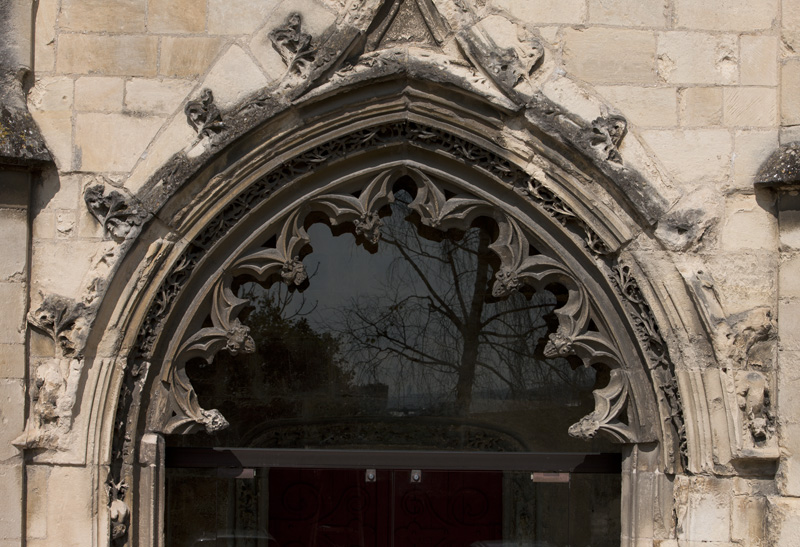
(755, 142), (800, 190)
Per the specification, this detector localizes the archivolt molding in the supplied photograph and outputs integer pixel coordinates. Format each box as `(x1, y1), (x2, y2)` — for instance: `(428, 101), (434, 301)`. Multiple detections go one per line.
(102, 120), (687, 528)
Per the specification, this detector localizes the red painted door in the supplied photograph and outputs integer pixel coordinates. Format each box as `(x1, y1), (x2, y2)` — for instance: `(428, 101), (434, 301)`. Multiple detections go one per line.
(268, 469), (503, 547)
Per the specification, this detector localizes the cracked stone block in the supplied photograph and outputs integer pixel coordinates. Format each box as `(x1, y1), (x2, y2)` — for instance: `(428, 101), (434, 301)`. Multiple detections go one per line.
(74, 112), (165, 172)
(0, 209), (28, 282)
(641, 129), (731, 186)
(60, 0), (146, 33)
(741, 35), (778, 87)
(124, 78), (194, 115)
(587, 0), (667, 27)
(723, 87), (778, 128)
(675, 0), (778, 31)
(147, 0), (207, 33)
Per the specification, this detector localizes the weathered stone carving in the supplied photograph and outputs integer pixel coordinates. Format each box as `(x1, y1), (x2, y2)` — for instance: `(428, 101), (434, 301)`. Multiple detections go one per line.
(84, 185), (147, 240)
(457, 28), (544, 96)
(543, 323), (575, 358)
(28, 294), (88, 357)
(611, 263), (687, 468)
(587, 115), (628, 164)
(184, 88), (226, 142)
(736, 371), (774, 444)
(108, 479), (129, 543)
(159, 281), (255, 434)
(270, 13), (317, 76)
(13, 358), (84, 449)
(568, 369), (637, 442)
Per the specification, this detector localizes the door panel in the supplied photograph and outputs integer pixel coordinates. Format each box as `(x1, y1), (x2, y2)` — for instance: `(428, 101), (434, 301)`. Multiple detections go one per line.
(166, 464), (620, 546)
(268, 468), (379, 547)
(392, 470), (502, 547)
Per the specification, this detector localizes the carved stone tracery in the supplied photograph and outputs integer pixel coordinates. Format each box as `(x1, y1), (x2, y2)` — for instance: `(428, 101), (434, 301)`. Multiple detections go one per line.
(151, 167), (645, 446)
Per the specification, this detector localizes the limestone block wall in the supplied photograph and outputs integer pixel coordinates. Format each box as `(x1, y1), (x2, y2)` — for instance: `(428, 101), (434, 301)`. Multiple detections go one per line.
(4, 0), (796, 545)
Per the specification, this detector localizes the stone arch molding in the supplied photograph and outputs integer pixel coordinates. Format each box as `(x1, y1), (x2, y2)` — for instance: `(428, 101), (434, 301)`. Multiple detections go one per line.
(15, 0), (748, 545)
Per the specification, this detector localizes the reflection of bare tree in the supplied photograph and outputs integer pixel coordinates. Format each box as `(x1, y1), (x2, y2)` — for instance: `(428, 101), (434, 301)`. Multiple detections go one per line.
(334, 195), (592, 416)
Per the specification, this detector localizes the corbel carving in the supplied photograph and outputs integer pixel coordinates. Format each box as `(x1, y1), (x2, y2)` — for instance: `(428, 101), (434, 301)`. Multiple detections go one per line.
(84, 185), (148, 240)
(13, 358), (84, 449)
(736, 371), (774, 443)
(587, 115), (628, 164)
(108, 479), (130, 543)
(568, 369), (637, 443)
(185, 88), (226, 143)
(270, 13), (317, 76)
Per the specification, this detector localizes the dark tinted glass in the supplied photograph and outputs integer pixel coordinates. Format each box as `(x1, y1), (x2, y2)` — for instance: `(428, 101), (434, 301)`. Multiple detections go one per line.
(171, 193), (614, 453)
(166, 466), (621, 547)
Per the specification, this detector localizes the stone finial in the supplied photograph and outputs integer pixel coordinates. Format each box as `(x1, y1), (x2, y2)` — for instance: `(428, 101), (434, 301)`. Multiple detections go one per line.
(755, 141), (800, 189)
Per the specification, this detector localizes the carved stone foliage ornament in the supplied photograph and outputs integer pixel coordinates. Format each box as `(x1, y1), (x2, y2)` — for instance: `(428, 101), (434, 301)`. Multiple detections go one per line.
(151, 167), (646, 446)
(84, 185), (148, 240)
(184, 88), (226, 143)
(587, 116), (628, 164)
(28, 294), (88, 357)
(611, 263), (687, 467)
(270, 13), (317, 76)
(159, 281), (255, 434)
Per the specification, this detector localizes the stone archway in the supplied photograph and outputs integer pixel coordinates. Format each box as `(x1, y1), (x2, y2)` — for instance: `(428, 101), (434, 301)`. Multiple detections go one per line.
(19, 2), (761, 546)
(96, 88), (686, 545)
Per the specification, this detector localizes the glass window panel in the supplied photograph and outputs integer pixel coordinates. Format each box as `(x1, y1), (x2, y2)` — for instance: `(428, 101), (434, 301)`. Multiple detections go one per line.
(165, 467), (620, 547)
(171, 192), (616, 454)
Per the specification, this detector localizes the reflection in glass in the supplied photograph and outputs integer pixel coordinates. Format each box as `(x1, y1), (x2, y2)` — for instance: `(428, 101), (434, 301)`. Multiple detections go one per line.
(172, 191), (614, 453)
